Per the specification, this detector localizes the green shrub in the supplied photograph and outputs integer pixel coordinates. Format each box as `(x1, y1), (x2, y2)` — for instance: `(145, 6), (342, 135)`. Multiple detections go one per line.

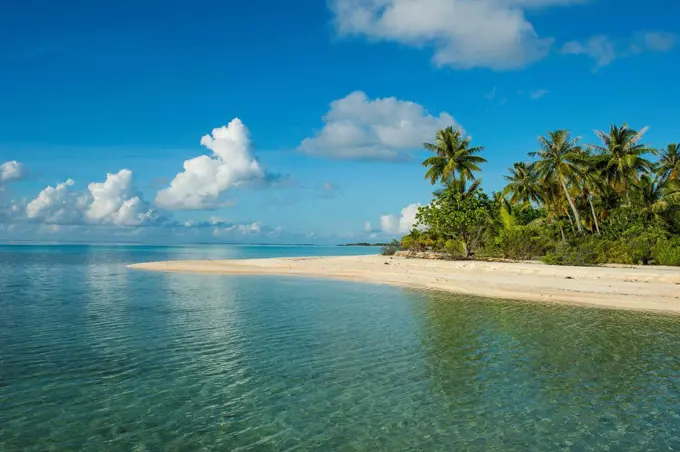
(542, 236), (602, 266)
(540, 221), (675, 266)
(444, 238), (466, 259)
(652, 237), (680, 266)
(490, 226), (549, 260)
(380, 240), (401, 256)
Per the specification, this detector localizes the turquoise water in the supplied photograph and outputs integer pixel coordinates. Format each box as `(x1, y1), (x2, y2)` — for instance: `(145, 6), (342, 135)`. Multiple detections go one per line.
(1, 245), (680, 451)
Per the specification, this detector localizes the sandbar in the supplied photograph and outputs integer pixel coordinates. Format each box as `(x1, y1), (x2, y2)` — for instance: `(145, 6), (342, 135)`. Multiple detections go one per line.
(128, 255), (680, 314)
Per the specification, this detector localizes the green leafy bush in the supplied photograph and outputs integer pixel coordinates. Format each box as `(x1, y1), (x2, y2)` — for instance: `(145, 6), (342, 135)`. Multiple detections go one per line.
(652, 237), (680, 266)
(379, 240), (401, 256)
(542, 236), (602, 266)
(444, 238), (466, 258)
(489, 225), (549, 260)
(416, 187), (494, 258)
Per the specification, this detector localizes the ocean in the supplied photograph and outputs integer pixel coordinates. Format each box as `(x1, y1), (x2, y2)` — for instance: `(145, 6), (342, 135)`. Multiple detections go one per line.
(1, 244), (679, 450)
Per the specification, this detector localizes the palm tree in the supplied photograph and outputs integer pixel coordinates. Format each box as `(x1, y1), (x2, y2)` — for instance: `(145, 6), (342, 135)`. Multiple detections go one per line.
(591, 123), (654, 199)
(530, 130), (585, 232)
(422, 127), (487, 184)
(402, 228), (425, 254)
(573, 147), (602, 235)
(433, 177), (482, 199)
(635, 174), (680, 226)
(502, 162), (543, 205)
(658, 143), (680, 181)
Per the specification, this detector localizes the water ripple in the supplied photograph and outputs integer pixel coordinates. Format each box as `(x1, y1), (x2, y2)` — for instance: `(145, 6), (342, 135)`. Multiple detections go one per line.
(2, 247), (680, 450)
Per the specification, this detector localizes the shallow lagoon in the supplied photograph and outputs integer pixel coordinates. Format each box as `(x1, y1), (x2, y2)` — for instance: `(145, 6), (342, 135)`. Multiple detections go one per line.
(1, 245), (679, 450)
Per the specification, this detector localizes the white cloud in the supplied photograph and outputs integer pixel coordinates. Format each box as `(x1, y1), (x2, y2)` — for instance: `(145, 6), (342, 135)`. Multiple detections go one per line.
(639, 31), (677, 52)
(86, 170), (157, 226)
(562, 31), (677, 68)
(380, 203), (421, 234)
(155, 118), (267, 210)
(366, 203), (422, 235)
(212, 221), (272, 237)
(561, 35), (616, 68)
(26, 179), (88, 224)
(0, 198), (24, 224)
(299, 91), (456, 160)
(529, 89), (549, 100)
(237, 221), (261, 234)
(329, 0), (588, 70)
(0, 161), (26, 187)
(25, 170), (157, 226)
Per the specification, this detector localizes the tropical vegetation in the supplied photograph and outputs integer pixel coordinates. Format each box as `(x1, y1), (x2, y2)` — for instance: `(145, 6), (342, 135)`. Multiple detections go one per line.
(392, 124), (680, 266)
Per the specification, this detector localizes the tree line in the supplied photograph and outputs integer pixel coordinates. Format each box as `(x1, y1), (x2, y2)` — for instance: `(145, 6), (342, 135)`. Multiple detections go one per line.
(386, 124), (680, 266)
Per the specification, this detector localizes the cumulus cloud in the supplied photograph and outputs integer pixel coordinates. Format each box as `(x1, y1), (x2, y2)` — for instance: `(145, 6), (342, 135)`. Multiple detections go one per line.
(86, 170), (158, 226)
(366, 203), (422, 235)
(155, 118), (268, 210)
(380, 203), (422, 234)
(26, 179), (87, 224)
(299, 91), (456, 160)
(329, 0), (588, 70)
(0, 161), (26, 187)
(562, 31), (677, 68)
(25, 170), (157, 226)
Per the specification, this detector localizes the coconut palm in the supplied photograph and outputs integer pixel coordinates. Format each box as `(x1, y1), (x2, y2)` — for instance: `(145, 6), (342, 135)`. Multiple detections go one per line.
(658, 143), (680, 181)
(530, 130), (585, 232)
(573, 147), (603, 234)
(401, 228), (423, 254)
(502, 162), (543, 205)
(635, 174), (680, 226)
(422, 127), (487, 184)
(591, 123), (654, 198)
(433, 177), (482, 199)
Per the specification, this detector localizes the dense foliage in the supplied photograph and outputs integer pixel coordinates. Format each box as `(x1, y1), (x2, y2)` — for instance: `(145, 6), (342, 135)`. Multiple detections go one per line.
(399, 125), (680, 266)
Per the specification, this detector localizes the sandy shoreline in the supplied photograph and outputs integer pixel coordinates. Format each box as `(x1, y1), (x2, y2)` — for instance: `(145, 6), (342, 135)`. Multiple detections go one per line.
(128, 255), (680, 314)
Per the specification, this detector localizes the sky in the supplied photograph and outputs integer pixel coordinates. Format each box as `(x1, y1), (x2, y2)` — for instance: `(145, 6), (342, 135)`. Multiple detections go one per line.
(1, 0), (679, 244)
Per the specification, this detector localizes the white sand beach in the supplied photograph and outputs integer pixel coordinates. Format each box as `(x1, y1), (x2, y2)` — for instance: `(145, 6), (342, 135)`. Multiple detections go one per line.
(129, 255), (680, 314)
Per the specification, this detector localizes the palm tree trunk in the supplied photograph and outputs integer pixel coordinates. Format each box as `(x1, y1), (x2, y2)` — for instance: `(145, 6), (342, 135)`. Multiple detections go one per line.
(566, 211), (575, 232)
(559, 224), (566, 243)
(560, 178), (583, 233)
(588, 197), (601, 235)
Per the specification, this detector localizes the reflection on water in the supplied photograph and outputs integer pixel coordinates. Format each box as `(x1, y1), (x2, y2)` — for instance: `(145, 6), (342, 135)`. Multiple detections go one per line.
(418, 294), (680, 449)
(1, 245), (679, 450)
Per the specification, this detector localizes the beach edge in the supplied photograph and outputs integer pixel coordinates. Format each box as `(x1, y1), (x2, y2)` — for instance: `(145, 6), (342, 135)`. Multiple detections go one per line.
(128, 255), (680, 314)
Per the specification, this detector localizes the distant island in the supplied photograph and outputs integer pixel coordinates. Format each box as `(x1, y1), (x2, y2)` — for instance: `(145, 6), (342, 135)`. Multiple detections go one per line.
(338, 242), (391, 247)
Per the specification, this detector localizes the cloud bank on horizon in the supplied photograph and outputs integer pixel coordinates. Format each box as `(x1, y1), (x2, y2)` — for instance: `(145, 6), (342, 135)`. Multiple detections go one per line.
(25, 170), (158, 227)
(0, 119), (287, 241)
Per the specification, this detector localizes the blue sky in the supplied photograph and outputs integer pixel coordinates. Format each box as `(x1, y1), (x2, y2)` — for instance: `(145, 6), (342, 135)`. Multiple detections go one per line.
(1, 0), (678, 244)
